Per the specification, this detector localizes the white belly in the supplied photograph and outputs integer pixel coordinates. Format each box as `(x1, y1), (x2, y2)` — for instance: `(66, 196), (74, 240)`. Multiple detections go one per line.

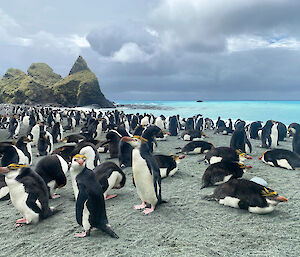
(219, 196), (240, 208)
(6, 178), (40, 224)
(0, 186), (9, 199)
(209, 156), (222, 164)
(214, 174), (233, 185)
(277, 159), (293, 170)
(82, 201), (91, 230)
(132, 149), (158, 206)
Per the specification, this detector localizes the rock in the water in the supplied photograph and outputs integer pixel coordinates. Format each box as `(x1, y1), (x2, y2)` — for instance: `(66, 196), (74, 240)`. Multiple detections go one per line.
(250, 177), (268, 186)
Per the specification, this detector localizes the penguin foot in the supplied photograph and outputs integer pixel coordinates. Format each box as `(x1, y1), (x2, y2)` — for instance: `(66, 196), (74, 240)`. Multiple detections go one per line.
(16, 218), (27, 224)
(134, 201), (147, 210)
(74, 231), (90, 238)
(105, 194), (117, 200)
(51, 194), (61, 199)
(15, 223), (26, 228)
(15, 218), (27, 227)
(143, 205), (155, 215)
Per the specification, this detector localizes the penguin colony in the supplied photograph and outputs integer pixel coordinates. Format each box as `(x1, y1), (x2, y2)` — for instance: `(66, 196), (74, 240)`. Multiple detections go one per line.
(0, 104), (296, 242)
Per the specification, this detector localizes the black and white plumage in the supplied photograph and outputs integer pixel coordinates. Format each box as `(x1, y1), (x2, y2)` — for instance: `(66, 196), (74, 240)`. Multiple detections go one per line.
(202, 147), (252, 165)
(204, 179), (288, 214)
(259, 149), (300, 170)
(70, 154), (119, 238)
(35, 154), (69, 199)
(0, 164), (58, 226)
(179, 141), (214, 155)
(201, 162), (252, 189)
(121, 136), (163, 215)
(93, 162), (126, 200)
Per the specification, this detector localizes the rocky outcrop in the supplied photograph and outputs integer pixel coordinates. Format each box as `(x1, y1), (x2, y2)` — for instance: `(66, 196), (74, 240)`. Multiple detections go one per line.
(0, 56), (114, 107)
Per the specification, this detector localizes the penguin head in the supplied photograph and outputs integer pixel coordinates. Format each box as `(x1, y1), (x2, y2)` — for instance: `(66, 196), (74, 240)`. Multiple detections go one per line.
(261, 187), (288, 205)
(71, 154), (87, 167)
(121, 136), (147, 148)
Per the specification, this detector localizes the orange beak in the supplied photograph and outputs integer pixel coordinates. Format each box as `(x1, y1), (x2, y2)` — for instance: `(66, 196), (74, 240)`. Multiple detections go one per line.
(0, 167), (9, 174)
(76, 159), (84, 166)
(258, 156), (262, 160)
(275, 195), (288, 202)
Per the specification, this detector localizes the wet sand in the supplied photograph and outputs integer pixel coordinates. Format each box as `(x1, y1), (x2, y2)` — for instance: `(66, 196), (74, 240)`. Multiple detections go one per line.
(0, 123), (299, 257)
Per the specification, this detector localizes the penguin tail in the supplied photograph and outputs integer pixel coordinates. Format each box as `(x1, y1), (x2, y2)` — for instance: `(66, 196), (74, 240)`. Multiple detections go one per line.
(101, 225), (119, 239)
(197, 157), (205, 163)
(202, 193), (215, 201)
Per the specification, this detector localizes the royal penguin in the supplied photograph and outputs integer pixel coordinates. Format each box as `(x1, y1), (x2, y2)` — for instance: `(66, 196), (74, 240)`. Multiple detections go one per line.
(70, 154), (119, 238)
(277, 122), (287, 141)
(93, 162), (126, 200)
(259, 149), (300, 170)
(204, 179), (288, 214)
(61, 134), (86, 144)
(37, 131), (52, 156)
(72, 142), (100, 170)
(121, 136), (164, 215)
(292, 124), (300, 155)
(0, 164), (58, 226)
(154, 154), (185, 178)
(98, 130), (122, 158)
(261, 120), (274, 148)
(8, 115), (20, 139)
(28, 123), (41, 147)
(51, 122), (63, 143)
(178, 141), (214, 155)
(35, 155), (69, 199)
(204, 118), (214, 130)
(0, 142), (29, 166)
(230, 121), (252, 153)
(118, 138), (133, 168)
(168, 116), (179, 136)
(15, 136), (33, 165)
(248, 121), (262, 139)
(270, 122), (279, 148)
(201, 162), (252, 189)
(202, 147), (252, 165)
(181, 130), (207, 141)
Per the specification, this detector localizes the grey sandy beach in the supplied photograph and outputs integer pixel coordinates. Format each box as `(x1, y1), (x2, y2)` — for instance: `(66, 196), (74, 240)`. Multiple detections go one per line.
(0, 118), (299, 257)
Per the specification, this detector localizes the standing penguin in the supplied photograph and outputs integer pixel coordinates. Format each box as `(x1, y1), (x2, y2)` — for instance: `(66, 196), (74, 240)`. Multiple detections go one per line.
(261, 120), (274, 148)
(121, 136), (163, 214)
(270, 122), (279, 148)
(0, 164), (58, 226)
(292, 124), (300, 155)
(230, 121), (252, 153)
(69, 154), (119, 238)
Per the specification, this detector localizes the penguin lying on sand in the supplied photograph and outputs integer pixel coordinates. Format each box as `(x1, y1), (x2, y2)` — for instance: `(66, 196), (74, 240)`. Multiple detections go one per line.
(0, 164), (59, 227)
(259, 149), (300, 170)
(69, 154), (119, 238)
(93, 162), (126, 200)
(121, 136), (164, 215)
(154, 154), (185, 178)
(177, 141), (214, 155)
(200, 147), (252, 165)
(201, 162), (252, 189)
(204, 179), (288, 214)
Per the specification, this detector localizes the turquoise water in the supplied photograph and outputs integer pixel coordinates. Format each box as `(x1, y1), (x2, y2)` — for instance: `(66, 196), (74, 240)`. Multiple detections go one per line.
(115, 101), (300, 125)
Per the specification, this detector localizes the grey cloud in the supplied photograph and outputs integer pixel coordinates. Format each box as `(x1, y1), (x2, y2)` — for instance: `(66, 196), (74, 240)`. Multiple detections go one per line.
(86, 21), (159, 57)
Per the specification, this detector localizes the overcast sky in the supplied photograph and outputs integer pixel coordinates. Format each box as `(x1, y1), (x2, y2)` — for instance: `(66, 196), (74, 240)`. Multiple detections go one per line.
(1, 0), (300, 101)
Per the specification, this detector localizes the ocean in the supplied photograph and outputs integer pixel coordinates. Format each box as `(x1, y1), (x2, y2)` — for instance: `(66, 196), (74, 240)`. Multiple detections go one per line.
(114, 100), (300, 125)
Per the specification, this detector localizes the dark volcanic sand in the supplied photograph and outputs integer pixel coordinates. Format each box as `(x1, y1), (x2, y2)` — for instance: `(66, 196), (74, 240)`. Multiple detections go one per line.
(0, 123), (299, 257)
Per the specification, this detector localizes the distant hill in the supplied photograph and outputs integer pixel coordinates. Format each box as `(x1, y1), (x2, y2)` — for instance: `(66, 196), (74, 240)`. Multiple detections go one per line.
(0, 56), (114, 108)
